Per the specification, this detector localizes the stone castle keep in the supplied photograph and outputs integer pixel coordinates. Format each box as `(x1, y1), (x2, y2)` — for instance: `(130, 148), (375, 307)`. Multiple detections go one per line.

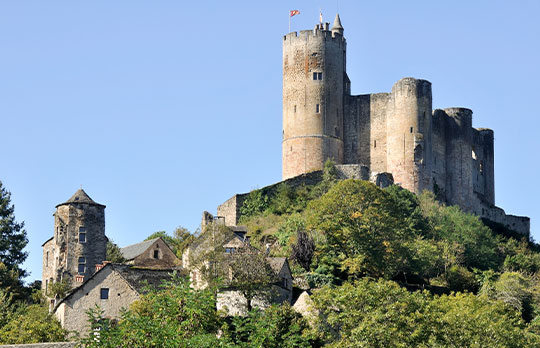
(280, 14), (529, 235)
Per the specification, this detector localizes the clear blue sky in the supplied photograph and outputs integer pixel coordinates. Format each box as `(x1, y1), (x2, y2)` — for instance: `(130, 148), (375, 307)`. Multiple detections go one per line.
(1, 1), (538, 283)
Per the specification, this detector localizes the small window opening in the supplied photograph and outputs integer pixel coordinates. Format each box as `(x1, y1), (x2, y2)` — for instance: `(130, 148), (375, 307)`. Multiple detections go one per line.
(313, 72), (317, 80)
(79, 232), (86, 243)
(153, 250), (159, 259)
(293, 105), (296, 113)
(313, 72), (323, 80)
(46, 251), (49, 267)
(374, 140), (377, 148)
(410, 127), (413, 133)
(100, 288), (109, 300)
(316, 104), (320, 113)
(78, 256), (86, 274)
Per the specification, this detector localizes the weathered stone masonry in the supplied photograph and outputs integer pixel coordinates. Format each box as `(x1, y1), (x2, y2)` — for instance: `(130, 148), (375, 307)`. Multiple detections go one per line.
(279, 14), (529, 236)
(42, 189), (106, 293)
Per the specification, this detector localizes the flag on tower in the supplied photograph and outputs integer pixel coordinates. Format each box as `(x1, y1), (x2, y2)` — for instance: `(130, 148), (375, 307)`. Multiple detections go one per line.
(290, 10), (300, 17)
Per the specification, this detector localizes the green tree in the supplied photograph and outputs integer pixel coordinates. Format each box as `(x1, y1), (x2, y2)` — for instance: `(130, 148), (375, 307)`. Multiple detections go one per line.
(106, 239), (126, 263)
(418, 191), (500, 270)
(307, 179), (414, 279)
(311, 278), (539, 347)
(80, 274), (224, 348)
(0, 303), (66, 344)
(46, 278), (72, 299)
(224, 305), (315, 348)
(0, 181), (28, 283)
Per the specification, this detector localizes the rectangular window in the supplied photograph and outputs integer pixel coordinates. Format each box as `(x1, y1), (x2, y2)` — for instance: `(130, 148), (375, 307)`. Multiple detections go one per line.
(318, 72), (323, 80)
(79, 227), (86, 243)
(313, 72), (317, 80)
(374, 140), (377, 148)
(316, 104), (320, 113)
(410, 127), (413, 133)
(46, 251), (49, 267)
(78, 263), (85, 274)
(100, 288), (109, 300)
(79, 256), (86, 264)
(153, 250), (159, 259)
(293, 105), (296, 113)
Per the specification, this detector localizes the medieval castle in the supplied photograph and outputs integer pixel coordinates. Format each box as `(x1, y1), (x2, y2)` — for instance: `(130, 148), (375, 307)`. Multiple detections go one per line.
(41, 12), (531, 334)
(278, 14), (529, 235)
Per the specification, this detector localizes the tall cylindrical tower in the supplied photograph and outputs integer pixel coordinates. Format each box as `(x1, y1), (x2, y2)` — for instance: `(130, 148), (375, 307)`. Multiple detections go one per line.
(445, 107), (474, 210)
(387, 78), (433, 194)
(49, 189), (106, 289)
(282, 14), (346, 180)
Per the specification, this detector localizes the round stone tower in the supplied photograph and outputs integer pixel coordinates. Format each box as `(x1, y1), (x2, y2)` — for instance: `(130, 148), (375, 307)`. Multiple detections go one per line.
(43, 189), (106, 291)
(282, 14), (346, 180)
(444, 107), (474, 210)
(387, 78), (433, 194)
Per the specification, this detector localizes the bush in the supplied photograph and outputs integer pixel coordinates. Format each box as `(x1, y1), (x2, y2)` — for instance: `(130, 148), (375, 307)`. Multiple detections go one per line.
(0, 303), (66, 344)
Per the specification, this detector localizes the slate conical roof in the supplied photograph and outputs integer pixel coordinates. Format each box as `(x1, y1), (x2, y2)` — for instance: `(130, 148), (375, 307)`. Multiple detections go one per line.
(56, 188), (105, 208)
(331, 13), (344, 31)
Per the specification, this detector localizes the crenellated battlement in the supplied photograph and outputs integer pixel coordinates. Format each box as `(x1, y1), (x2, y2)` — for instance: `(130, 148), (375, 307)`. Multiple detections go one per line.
(283, 26), (346, 47)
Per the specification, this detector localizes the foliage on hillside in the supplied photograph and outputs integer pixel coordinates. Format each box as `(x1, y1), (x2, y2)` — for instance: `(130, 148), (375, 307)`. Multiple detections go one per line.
(0, 180), (67, 345)
(0, 288), (67, 344)
(75, 160), (540, 347)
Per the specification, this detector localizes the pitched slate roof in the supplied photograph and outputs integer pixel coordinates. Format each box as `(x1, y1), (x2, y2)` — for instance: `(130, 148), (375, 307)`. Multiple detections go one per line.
(113, 264), (176, 292)
(56, 189), (105, 208)
(120, 238), (160, 261)
(267, 257), (288, 276)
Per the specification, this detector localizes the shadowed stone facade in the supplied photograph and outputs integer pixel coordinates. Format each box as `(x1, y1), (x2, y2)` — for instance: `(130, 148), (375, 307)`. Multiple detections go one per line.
(281, 14), (529, 236)
(42, 189), (106, 293)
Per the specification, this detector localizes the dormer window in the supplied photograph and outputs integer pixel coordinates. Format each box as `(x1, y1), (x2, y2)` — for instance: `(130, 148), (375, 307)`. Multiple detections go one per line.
(153, 250), (159, 259)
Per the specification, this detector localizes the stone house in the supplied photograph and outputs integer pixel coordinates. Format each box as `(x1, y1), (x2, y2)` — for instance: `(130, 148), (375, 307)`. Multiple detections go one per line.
(120, 237), (180, 269)
(184, 222), (293, 316)
(53, 263), (176, 335)
(216, 256), (293, 316)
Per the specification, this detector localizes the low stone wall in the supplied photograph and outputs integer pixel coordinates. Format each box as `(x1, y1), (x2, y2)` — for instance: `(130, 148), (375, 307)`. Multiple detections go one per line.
(217, 166), (368, 226)
(0, 343), (76, 348)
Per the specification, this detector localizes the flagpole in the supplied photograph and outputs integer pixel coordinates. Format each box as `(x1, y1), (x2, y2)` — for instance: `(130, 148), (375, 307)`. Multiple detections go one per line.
(289, 12), (291, 33)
